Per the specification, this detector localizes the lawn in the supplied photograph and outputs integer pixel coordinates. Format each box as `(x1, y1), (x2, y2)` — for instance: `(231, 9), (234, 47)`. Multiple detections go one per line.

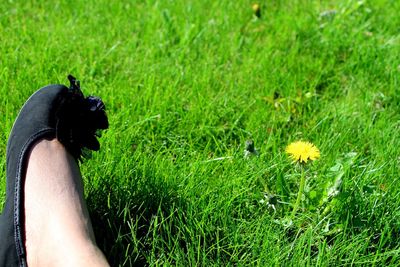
(1, 0), (400, 266)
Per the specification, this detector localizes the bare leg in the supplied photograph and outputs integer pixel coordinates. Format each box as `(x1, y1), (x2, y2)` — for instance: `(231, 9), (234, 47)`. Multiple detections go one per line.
(24, 139), (109, 267)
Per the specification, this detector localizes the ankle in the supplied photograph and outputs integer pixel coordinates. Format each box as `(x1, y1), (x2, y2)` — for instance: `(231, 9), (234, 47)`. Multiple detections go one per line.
(24, 139), (108, 267)
(28, 235), (108, 267)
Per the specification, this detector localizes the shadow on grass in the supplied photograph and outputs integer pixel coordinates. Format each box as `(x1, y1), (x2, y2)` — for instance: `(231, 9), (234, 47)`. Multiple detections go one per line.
(85, 173), (254, 266)
(86, 175), (185, 267)
(337, 190), (400, 254)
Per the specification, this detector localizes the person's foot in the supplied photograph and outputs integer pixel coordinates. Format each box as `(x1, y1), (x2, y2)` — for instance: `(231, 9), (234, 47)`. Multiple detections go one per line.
(24, 139), (109, 267)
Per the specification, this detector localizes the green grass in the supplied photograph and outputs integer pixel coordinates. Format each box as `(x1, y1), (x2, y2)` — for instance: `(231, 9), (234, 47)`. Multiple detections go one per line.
(1, 0), (400, 265)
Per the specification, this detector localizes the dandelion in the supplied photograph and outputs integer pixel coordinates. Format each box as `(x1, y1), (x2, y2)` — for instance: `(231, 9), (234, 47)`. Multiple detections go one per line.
(285, 141), (320, 163)
(285, 141), (320, 218)
(252, 3), (261, 18)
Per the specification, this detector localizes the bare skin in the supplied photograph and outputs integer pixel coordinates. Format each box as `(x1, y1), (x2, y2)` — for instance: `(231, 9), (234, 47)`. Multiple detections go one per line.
(24, 139), (109, 267)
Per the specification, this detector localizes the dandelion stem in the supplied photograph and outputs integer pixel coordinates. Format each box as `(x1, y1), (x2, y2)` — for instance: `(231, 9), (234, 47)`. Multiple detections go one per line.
(291, 166), (305, 219)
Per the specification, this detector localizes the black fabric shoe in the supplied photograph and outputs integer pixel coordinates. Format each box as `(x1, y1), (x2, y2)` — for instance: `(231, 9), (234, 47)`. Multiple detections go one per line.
(0, 75), (108, 267)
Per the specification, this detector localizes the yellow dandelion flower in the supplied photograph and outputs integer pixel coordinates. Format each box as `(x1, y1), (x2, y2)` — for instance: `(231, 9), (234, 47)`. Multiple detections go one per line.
(252, 3), (261, 18)
(285, 141), (320, 163)
(252, 3), (260, 11)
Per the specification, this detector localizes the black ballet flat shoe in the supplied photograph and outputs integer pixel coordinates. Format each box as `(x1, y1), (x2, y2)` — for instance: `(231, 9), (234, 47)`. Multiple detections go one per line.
(0, 75), (108, 267)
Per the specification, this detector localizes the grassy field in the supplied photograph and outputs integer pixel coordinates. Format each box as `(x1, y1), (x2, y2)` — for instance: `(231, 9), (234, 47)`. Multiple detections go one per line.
(1, 0), (400, 266)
